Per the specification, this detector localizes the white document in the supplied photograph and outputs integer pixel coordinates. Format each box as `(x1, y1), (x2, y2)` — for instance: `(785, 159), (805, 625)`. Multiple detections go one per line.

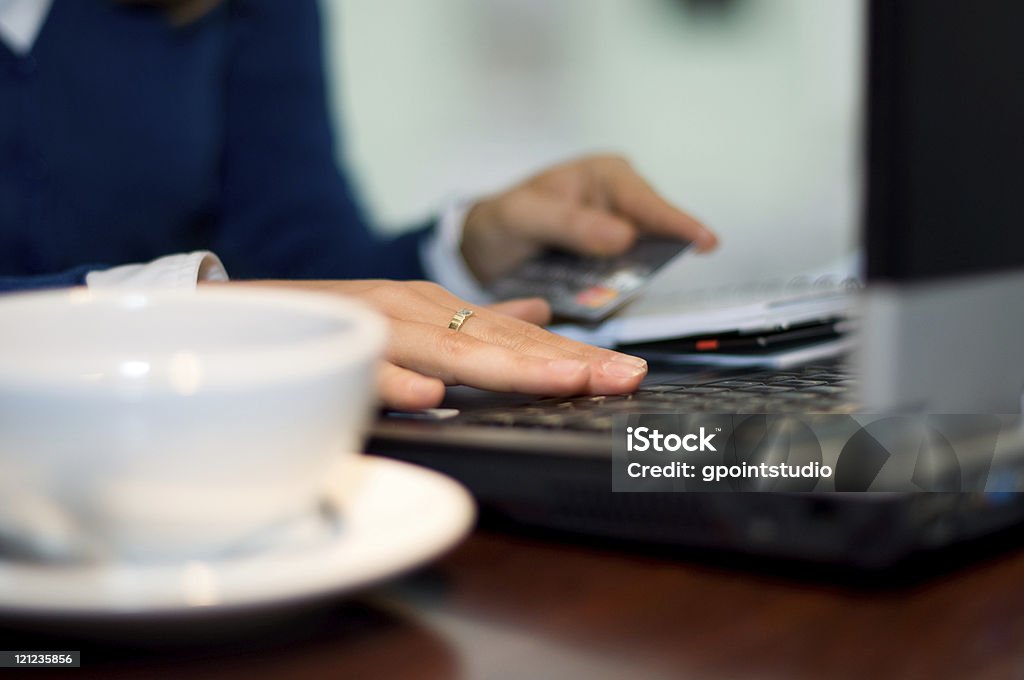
(551, 254), (861, 348)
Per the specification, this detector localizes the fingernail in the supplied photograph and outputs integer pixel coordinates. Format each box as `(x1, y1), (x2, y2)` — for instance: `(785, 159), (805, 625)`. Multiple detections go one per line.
(548, 359), (588, 377)
(601, 360), (647, 379)
(610, 353), (647, 368)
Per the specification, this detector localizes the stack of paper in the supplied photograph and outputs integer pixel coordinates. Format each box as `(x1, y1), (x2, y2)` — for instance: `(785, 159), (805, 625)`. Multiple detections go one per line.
(553, 276), (857, 344)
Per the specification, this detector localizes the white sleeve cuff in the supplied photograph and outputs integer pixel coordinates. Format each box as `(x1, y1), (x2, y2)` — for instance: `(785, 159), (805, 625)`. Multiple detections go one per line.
(85, 251), (230, 290)
(420, 199), (493, 304)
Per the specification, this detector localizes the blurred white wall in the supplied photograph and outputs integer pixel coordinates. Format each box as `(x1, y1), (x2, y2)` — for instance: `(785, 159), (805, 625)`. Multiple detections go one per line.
(321, 0), (863, 287)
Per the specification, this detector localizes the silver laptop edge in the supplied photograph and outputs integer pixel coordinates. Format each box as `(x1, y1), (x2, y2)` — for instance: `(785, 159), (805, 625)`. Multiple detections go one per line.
(858, 269), (1024, 413)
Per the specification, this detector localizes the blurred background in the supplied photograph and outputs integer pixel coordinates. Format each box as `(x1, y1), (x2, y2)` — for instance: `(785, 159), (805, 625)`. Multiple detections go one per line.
(322, 0), (863, 295)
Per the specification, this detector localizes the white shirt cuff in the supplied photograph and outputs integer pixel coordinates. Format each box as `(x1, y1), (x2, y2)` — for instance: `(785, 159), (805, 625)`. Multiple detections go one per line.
(420, 200), (493, 304)
(85, 251), (230, 290)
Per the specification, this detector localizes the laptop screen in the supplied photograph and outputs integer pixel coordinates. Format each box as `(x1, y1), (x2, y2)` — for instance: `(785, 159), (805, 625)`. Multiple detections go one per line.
(865, 0), (1024, 283)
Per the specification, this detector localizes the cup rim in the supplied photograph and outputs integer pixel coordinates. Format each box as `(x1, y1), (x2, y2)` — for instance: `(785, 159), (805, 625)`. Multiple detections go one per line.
(0, 286), (388, 392)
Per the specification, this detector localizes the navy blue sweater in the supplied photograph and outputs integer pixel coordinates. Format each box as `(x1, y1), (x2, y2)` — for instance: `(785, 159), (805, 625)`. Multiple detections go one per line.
(0, 0), (429, 292)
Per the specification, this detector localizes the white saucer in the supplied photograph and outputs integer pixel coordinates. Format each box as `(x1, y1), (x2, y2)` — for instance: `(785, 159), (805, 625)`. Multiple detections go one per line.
(0, 456), (475, 617)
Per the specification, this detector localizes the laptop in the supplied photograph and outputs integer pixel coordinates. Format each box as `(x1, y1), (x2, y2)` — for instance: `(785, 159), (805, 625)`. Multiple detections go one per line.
(369, 0), (1024, 568)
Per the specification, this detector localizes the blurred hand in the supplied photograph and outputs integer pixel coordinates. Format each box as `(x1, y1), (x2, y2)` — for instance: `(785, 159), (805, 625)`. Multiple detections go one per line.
(461, 154), (719, 282)
(224, 280), (648, 410)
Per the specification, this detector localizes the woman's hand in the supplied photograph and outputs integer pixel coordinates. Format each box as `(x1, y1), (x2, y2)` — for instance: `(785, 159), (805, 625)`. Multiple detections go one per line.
(460, 154), (718, 283)
(221, 155), (712, 409)
(227, 279), (648, 410)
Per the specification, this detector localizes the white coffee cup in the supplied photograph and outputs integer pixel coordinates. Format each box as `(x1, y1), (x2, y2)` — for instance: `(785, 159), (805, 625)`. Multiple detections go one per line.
(0, 286), (387, 563)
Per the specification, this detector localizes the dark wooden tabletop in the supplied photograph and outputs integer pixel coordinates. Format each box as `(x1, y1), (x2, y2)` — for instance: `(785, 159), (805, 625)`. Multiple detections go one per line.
(10, 524), (1024, 680)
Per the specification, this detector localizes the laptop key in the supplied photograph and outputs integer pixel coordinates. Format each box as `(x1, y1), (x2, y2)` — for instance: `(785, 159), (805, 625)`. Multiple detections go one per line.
(464, 412), (520, 426)
(641, 384), (688, 393)
(804, 385), (848, 394)
(770, 379), (828, 387)
(677, 386), (731, 394)
(706, 380), (764, 388)
(775, 391), (819, 400)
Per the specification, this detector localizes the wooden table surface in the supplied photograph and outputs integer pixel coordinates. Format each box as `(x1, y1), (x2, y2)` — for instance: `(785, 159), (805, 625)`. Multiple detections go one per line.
(10, 524), (1024, 679)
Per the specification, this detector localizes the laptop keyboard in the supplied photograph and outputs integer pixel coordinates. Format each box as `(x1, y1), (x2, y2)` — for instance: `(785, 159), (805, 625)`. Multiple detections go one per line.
(454, 364), (857, 433)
